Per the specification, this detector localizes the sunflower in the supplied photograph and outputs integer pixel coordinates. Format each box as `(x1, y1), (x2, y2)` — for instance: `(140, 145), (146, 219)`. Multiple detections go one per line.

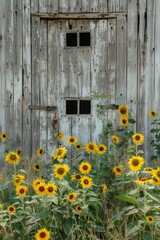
(35, 228), (50, 240)
(37, 148), (45, 157)
(151, 176), (160, 186)
(146, 216), (154, 224)
(32, 178), (45, 191)
(76, 206), (83, 213)
(79, 162), (92, 174)
(53, 147), (67, 160)
(119, 117), (129, 127)
(34, 182), (46, 195)
(13, 174), (25, 186)
(113, 166), (122, 176)
(134, 177), (151, 185)
(67, 192), (77, 203)
(56, 132), (65, 141)
(101, 184), (107, 193)
(33, 164), (41, 171)
(117, 105), (128, 117)
(85, 142), (98, 154)
(54, 164), (70, 179)
(16, 149), (21, 155)
(71, 173), (81, 181)
(144, 167), (153, 172)
(97, 144), (107, 155)
(0, 204), (2, 209)
(80, 176), (93, 189)
(111, 135), (119, 144)
(7, 205), (16, 214)
(46, 183), (58, 195)
(16, 185), (28, 197)
(74, 144), (82, 151)
(149, 110), (158, 118)
(128, 156), (145, 172)
(0, 133), (7, 141)
(151, 167), (160, 180)
(66, 136), (78, 145)
(132, 133), (144, 145)
(5, 151), (20, 165)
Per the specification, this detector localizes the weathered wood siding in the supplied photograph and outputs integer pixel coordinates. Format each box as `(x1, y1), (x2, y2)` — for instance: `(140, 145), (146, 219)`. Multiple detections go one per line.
(0, 0), (160, 161)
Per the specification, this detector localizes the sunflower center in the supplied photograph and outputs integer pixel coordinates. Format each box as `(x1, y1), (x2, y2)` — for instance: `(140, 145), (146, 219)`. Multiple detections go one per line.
(48, 187), (54, 192)
(120, 108), (127, 114)
(70, 138), (74, 142)
(10, 154), (16, 160)
(83, 165), (88, 170)
(40, 149), (43, 154)
(89, 144), (94, 150)
(20, 189), (25, 194)
(122, 119), (127, 124)
(99, 147), (104, 151)
(84, 179), (89, 185)
(39, 186), (45, 192)
(75, 175), (81, 179)
(57, 150), (63, 155)
(76, 145), (81, 148)
(116, 167), (121, 172)
(15, 177), (20, 183)
(57, 168), (65, 175)
(151, 112), (155, 116)
(132, 158), (140, 166)
(149, 217), (152, 221)
(140, 177), (148, 182)
(40, 232), (46, 238)
(78, 207), (81, 211)
(36, 165), (40, 169)
(135, 135), (140, 140)
(69, 194), (74, 199)
(3, 134), (6, 138)
(10, 207), (14, 212)
(153, 176), (158, 182)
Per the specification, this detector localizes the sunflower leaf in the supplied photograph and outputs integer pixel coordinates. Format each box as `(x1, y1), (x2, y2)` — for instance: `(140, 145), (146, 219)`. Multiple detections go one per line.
(116, 194), (139, 205)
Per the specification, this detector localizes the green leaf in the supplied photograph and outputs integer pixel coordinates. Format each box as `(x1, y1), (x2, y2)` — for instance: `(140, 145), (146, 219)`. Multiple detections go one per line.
(63, 218), (75, 235)
(116, 194), (139, 205)
(126, 208), (138, 216)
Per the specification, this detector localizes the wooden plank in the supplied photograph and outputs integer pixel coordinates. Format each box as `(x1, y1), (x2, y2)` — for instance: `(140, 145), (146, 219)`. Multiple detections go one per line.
(81, 0), (90, 12)
(39, 0), (48, 12)
(89, 0), (99, 12)
(23, 0), (32, 156)
(31, 12), (127, 19)
(137, 0), (146, 133)
(154, 0), (160, 112)
(144, 0), (155, 160)
(0, 0), (6, 165)
(107, 18), (116, 128)
(59, 0), (69, 13)
(68, 49), (79, 97)
(31, 0), (39, 13)
(99, 0), (108, 13)
(68, 0), (82, 12)
(127, 0), (138, 124)
(108, 0), (116, 12)
(39, 20), (48, 154)
(116, 16), (127, 104)
(13, 0), (23, 147)
(119, 0), (127, 12)
(48, 0), (59, 13)
(48, 21), (59, 156)
(31, 16), (40, 155)
(5, 0), (14, 140)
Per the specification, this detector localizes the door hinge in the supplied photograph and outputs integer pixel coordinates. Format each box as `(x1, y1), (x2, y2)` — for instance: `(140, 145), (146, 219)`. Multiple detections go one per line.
(29, 105), (57, 111)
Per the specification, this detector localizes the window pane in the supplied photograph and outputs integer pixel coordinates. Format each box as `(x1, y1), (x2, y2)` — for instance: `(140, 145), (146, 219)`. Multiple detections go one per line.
(66, 33), (77, 47)
(66, 100), (78, 114)
(79, 100), (91, 114)
(79, 32), (90, 46)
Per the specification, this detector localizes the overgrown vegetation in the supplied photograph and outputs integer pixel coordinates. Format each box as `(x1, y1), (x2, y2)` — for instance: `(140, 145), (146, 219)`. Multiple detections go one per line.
(0, 107), (160, 240)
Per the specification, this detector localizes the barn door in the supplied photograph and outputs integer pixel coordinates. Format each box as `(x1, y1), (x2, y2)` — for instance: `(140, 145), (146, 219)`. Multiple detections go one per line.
(31, 17), (126, 156)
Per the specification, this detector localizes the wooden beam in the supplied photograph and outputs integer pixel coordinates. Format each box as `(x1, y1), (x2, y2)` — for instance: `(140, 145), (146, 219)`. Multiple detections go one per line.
(31, 12), (127, 20)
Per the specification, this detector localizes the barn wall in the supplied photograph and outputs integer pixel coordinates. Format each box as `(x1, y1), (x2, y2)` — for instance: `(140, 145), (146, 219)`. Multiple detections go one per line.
(0, 0), (160, 161)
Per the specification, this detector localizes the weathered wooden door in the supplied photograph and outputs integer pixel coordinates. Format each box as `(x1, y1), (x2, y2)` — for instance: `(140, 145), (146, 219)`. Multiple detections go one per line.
(31, 17), (126, 156)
